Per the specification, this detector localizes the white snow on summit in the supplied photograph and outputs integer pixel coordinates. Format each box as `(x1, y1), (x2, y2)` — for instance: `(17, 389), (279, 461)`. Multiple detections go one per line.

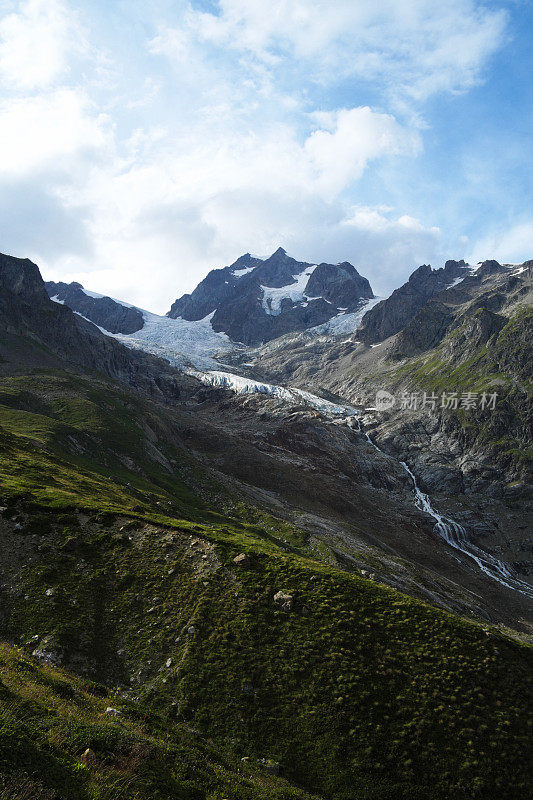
(261, 265), (318, 316)
(232, 266), (256, 278)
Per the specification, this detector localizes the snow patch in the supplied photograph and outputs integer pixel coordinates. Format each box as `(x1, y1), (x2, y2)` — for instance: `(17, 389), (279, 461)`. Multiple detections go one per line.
(261, 265), (318, 316)
(232, 266), (256, 278)
(308, 296), (382, 335)
(446, 275), (467, 289)
(509, 264), (529, 275)
(446, 266), (477, 289)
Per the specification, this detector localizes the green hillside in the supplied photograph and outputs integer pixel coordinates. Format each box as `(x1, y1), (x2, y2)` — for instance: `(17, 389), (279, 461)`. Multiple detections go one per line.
(0, 369), (532, 799)
(0, 640), (319, 800)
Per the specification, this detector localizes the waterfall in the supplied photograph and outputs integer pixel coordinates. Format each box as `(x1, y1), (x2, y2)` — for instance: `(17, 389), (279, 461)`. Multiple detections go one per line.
(347, 413), (531, 596)
(187, 370), (532, 598)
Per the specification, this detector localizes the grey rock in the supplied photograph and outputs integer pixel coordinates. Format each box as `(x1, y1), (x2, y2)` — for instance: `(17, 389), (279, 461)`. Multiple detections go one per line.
(273, 590), (294, 612)
(80, 748), (96, 764)
(168, 247), (373, 345)
(32, 636), (62, 665)
(104, 707), (123, 718)
(360, 259), (470, 344)
(45, 280), (144, 335)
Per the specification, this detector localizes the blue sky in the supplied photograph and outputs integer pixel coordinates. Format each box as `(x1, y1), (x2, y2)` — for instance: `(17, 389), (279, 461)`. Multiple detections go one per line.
(0, 0), (531, 311)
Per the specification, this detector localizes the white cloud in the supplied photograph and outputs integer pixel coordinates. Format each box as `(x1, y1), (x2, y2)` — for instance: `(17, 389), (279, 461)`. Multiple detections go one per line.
(336, 207), (442, 293)
(37, 103), (418, 310)
(0, 89), (109, 176)
(0, 0), (77, 90)
(304, 107), (420, 195)
(0, 1), (515, 314)
(469, 222), (533, 265)
(190, 0), (507, 101)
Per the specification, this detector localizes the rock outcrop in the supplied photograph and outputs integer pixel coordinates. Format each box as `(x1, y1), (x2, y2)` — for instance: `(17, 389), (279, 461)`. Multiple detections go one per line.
(359, 259), (470, 344)
(45, 280), (144, 334)
(168, 247), (373, 345)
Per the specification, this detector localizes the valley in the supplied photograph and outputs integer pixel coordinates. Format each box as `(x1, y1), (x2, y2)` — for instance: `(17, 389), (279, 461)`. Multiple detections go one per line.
(0, 248), (531, 799)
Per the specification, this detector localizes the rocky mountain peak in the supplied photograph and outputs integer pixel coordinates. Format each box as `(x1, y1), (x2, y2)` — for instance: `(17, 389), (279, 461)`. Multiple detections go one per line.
(408, 264), (432, 282)
(444, 259), (468, 274)
(477, 259), (505, 277)
(0, 252), (49, 303)
(167, 248), (374, 345)
(359, 259), (472, 344)
(45, 280), (144, 335)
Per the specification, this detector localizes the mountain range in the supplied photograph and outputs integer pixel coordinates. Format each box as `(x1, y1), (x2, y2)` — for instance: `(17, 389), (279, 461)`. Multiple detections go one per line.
(0, 247), (531, 800)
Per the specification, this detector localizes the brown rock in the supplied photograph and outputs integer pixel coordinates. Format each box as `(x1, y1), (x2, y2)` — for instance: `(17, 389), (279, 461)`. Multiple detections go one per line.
(80, 748), (96, 764)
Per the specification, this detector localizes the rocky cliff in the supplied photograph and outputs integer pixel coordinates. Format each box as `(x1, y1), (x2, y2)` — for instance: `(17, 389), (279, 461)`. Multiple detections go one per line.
(168, 247), (373, 344)
(359, 259), (470, 344)
(45, 279), (144, 334)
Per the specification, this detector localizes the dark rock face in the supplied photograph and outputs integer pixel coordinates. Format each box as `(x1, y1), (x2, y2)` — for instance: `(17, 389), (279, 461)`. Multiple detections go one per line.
(45, 280), (144, 334)
(476, 259), (505, 278)
(359, 259), (470, 344)
(390, 301), (455, 358)
(168, 253), (264, 321)
(305, 261), (372, 308)
(167, 248), (373, 345)
(0, 252), (49, 301)
(0, 252), (193, 403)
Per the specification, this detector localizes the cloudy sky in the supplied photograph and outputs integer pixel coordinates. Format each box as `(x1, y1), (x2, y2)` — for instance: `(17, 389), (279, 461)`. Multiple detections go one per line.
(0, 0), (531, 312)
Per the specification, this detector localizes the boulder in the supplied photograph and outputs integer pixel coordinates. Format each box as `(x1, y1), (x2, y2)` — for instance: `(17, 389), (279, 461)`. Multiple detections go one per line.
(273, 591), (294, 612)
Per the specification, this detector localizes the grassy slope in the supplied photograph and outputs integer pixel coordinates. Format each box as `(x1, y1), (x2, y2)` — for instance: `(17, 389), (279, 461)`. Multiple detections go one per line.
(0, 369), (532, 799)
(0, 641), (318, 800)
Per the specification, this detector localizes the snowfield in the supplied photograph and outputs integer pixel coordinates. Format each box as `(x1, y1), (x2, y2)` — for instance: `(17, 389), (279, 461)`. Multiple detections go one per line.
(232, 266), (257, 278)
(112, 310), (239, 370)
(308, 296), (382, 335)
(52, 287), (240, 369)
(261, 265), (318, 315)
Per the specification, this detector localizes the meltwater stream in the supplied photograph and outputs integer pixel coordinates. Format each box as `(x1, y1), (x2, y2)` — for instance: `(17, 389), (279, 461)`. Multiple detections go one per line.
(399, 462), (533, 598)
(346, 417), (532, 598)
(192, 369), (532, 598)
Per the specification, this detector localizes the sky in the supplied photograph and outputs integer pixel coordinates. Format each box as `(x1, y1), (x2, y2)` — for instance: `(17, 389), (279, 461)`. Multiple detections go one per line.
(0, 0), (531, 313)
